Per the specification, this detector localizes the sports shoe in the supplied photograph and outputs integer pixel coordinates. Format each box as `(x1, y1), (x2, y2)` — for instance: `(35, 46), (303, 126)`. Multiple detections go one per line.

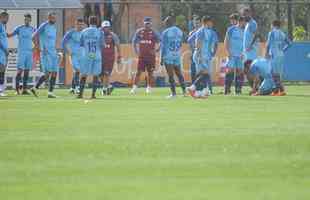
(30, 88), (38, 97)
(0, 92), (7, 97)
(146, 86), (152, 94)
(48, 92), (57, 98)
(107, 86), (114, 95)
(101, 88), (107, 96)
(166, 94), (177, 99)
(69, 88), (75, 94)
(15, 89), (21, 95)
(130, 85), (137, 94)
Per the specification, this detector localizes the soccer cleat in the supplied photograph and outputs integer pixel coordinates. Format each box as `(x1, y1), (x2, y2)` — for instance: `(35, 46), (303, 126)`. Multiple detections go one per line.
(69, 88), (75, 94)
(130, 85), (137, 94)
(75, 89), (80, 95)
(146, 86), (152, 94)
(107, 86), (114, 96)
(47, 92), (57, 98)
(22, 90), (31, 95)
(30, 88), (38, 97)
(166, 94), (177, 99)
(101, 88), (107, 96)
(0, 92), (7, 97)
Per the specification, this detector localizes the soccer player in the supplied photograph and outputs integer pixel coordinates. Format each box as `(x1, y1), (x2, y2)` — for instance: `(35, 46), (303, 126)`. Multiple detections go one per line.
(62, 18), (85, 94)
(31, 12), (58, 98)
(224, 15), (246, 95)
(243, 8), (259, 69)
(160, 16), (186, 98)
(266, 20), (291, 96)
(0, 12), (9, 97)
(100, 20), (121, 96)
(207, 20), (219, 95)
(130, 17), (160, 94)
(7, 13), (35, 95)
(78, 16), (104, 99)
(187, 15), (201, 83)
(244, 58), (276, 96)
(187, 16), (218, 99)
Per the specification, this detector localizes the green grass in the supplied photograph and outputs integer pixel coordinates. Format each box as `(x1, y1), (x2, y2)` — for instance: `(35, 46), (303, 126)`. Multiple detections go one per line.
(1, 86), (310, 200)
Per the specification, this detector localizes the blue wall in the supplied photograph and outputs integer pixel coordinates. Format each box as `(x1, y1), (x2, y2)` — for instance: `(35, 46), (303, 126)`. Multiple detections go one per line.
(284, 42), (310, 81)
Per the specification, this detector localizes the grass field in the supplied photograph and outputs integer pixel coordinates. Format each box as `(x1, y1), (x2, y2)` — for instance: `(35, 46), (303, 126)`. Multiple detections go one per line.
(1, 86), (310, 200)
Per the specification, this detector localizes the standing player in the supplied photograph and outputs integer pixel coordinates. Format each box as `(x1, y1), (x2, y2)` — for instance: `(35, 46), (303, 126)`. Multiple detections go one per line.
(78, 16), (104, 99)
(100, 20), (121, 96)
(62, 18), (85, 94)
(224, 15), (246, 95)
(207, 20), (219, 95)
(243, 8), (259, 69)
(187, 15), (201, 83)
(0, 12), (9, 97)
(244, 58), (276, 96)
(8, 13), (35, 95)
(130, 17), (160, 94)
(160, 16), (186, 98)
(266, 20), (290, 96)
(187, 16), (218, 99)
(31, 12), (58, 98)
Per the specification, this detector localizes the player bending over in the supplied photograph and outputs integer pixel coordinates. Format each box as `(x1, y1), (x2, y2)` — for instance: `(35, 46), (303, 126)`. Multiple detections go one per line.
(130, 17), (160, 94)
(244, 58), (276, 96)
(160, 16), (186, 99)
(78, 16), (104, 99)
(8, 13), (35, 95)
(31, 12), (59, 98)
(0, 12), (9, 97)
(224, 15), (246, 95)
(187, 16), (217, 99)
(100, 20), (121, 96)
(266, 20), (291, 96)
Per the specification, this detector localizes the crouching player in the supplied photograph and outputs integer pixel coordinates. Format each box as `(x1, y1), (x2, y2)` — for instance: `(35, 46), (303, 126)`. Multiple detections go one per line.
(8, 13), (35, 95)
(31, 12), (58, 98)
(266, 20), (290, 96)
(100, 20), (121, 96)
(223, 15), (246, 95)
(244, 58), (276, 96)
(187, 16), (217, 99)
(62, 18), (84, 94)
(78, 16), (104, 99)
(130, 17), (160, 94)
(160, 16), (186, 98)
